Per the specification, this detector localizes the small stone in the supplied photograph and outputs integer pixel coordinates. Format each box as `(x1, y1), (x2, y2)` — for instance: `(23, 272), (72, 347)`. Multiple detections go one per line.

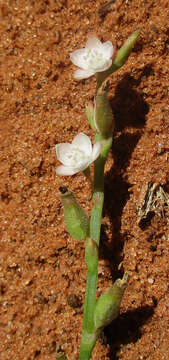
(0, 283), (5, 295)
(34, 292), (48, 304)
(23, 278), (33, 286)
(148, 278), (154, 284)
(55, 30), (61, 44)
(49, 294), (57, 303)
(67, 294), (81, 308)
(36, 83), (42, 89)
(52, 74), (59, 81)
(149, 245), (157, 252)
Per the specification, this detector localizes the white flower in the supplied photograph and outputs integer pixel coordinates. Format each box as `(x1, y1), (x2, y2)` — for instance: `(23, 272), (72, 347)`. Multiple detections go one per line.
(56, 133), (101, 176)
(70, 36), (114, 80)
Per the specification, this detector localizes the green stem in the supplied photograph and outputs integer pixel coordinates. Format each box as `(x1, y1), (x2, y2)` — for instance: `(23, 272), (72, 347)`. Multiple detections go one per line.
(79, 333), (97, 360)
(79, 268), (98, 360)
(90, 136), (112, 246)
(83, 239), (98, 333)
(90, 157), (104, 246)
(79, 137), (112, 360)
(79, 238), (98, 360)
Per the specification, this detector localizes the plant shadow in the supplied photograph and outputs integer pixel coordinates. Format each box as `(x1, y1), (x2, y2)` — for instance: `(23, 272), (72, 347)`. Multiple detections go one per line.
(101, 131), (141, 279)
(98, 64), (155, 358)
(100, 66), (152, 275)
(111, 65), (152, 131)
(104, 304), (155, 359)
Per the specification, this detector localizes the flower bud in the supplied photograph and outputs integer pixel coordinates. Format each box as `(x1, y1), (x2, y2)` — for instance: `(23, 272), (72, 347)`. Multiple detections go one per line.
(59, 186), (89, 241)
(113, 28), (141, 69)
(94, 81), (114, 139)
(94, 273), (129, 332)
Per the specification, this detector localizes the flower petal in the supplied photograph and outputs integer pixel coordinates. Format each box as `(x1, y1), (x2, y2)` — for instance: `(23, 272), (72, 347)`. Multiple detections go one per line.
(92, 142), (102, 162)
(70, 49), (89, 70)
(72, 133), (92, 156)
(77, 161), (91, 172)
(102, 41), (114, 59)
(96, 59), (112, 72)
(56, 165), (78, 176)
(86, 36), (102, 50)
(73, 68), (95, 80)
(56, 143), (73, 166)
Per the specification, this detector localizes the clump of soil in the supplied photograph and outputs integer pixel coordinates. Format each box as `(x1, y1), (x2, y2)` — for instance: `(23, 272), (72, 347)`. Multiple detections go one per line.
(0, 1), (168, 359)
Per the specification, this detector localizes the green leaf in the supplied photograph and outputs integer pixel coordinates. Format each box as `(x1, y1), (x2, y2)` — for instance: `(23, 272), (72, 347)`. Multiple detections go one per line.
(59, 187), (89, 241)
(94, 273), (129, 332)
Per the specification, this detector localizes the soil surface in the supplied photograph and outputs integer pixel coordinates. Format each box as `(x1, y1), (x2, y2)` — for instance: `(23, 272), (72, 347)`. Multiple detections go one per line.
(0, 1), (169, 359)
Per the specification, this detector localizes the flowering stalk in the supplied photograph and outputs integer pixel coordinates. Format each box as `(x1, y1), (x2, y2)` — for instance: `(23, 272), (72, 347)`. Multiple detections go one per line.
(56, 29), (141, 360)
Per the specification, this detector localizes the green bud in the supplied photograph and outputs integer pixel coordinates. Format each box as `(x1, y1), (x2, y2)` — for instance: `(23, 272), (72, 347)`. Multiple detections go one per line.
(86, 102), (96, 131)
(94, 81), (114, 139)
(94, 273), (129, 332)
(59, 186), (89, 241)
(85, 238), (98, 272)
(113, 28), (141, 68)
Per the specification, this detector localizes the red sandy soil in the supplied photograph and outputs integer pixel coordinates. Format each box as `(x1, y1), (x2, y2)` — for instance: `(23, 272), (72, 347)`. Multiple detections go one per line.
(0, 1), (169, 359)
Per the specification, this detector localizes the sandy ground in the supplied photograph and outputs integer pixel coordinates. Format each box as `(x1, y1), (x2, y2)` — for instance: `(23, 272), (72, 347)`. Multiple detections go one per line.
(0, 0), (169, 359)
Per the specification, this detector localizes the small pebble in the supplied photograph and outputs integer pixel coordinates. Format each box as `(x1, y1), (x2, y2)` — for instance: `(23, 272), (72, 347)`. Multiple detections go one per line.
(67, 294), (81, 308)
(148, 278), (154, 284)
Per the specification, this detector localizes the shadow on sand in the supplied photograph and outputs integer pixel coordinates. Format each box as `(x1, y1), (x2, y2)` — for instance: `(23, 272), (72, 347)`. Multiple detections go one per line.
(98, 66), (155, 357)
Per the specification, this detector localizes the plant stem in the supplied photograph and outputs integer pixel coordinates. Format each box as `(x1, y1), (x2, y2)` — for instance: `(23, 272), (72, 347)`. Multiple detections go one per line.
(79, 335), (96, 360)
(90, 136), (112, 248)
(79, 272), (98, 359)
(90, 157), (105, 246)
(79, 137), (112, 360)
(79, 239), (98, 360)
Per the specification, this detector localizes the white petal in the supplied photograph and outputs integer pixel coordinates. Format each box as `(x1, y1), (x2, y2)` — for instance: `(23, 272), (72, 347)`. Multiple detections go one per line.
(77, 161), (91, 172)
(56, 143), (73, 166)
(92, 142), (102, 162)
(56, 165), (78, 176)
(102, 41), (114, 59)
(86, 36), (102, 50)
(73, 68), (95, 80)
(70, 49), (89, 70)
(96, 58), (112, 72)
(72, 133), (92, 156)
